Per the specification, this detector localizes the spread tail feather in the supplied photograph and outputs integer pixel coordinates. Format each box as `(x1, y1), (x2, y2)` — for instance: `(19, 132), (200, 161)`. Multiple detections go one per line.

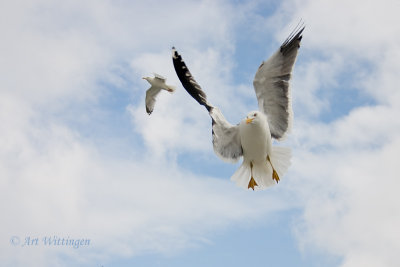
(231, 162), (251, 189)
(269, 146), (291, 178)
(231, 146), (291, 190)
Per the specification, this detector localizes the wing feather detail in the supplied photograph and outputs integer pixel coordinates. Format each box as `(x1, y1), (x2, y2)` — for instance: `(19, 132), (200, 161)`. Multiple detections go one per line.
(210, 108), (242, 163)
(172, 47), (212, 111)
(172, 47), (242, 161)
(253, 25), (304, 140)
(153, 73), (166, 81)
(145, 86), (162, 115)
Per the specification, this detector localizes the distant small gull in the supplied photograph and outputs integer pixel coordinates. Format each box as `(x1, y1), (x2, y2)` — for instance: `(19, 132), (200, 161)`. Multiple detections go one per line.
(172, 25), (304, 190)
(143, 73), (176, 115)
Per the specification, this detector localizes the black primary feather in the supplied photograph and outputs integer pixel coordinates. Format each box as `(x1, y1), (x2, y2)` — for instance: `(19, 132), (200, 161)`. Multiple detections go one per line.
(280, 23), (305, 55)
(172, 47), (213, 111)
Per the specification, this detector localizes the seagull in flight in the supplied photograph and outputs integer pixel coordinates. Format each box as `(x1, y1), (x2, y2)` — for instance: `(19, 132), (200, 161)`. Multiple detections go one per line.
(172, 25), (304, 190)
(143, 73), (176, 115)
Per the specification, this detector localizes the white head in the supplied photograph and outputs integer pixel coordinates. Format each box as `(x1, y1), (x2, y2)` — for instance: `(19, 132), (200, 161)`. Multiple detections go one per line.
(243, 111), (266, 125)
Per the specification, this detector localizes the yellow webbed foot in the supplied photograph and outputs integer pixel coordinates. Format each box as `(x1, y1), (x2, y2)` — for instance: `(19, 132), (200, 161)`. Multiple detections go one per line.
(272, 170), (280, 183)
(248, 162), (258, 190)
(248, 177), (258, 190)
(267, 155), (280, 184)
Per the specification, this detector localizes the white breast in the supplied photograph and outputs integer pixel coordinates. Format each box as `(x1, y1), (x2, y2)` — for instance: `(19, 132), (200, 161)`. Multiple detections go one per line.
(239, 116), (272, 163)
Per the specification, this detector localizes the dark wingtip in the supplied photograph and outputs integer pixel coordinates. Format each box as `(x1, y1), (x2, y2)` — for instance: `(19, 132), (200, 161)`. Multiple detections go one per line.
(280, 21), (305, 54)
(172, 48), (212, 109)
(172, 47), (179, 59)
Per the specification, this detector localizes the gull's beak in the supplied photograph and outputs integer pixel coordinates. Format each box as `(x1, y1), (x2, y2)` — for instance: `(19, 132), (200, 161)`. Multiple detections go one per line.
(142, 77), (146, 79)
(246, 118), (254, 124)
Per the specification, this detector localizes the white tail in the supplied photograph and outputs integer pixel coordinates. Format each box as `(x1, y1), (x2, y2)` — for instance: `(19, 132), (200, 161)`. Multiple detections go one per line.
(269, 146), (291, 178)
(231, 146), (291, 190)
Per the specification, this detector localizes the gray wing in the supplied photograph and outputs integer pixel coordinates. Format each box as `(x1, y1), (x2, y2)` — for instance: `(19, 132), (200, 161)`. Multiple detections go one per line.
(172, 47), (243, 162)
(253, 25), (304, 140)
(145, 86), (162, 115)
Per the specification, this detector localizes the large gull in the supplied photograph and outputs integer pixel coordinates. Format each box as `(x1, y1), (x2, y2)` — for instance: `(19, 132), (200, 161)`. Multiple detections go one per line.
(172, 26), (304, 190)
(143, 73), (176, 115)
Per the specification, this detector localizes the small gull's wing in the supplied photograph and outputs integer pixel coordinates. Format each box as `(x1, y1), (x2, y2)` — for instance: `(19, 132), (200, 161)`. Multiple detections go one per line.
(172, 47), (242, 162)
(253, 25), (304, 140)
(145, 86), (162, 115)
(153, 73), (166, 82)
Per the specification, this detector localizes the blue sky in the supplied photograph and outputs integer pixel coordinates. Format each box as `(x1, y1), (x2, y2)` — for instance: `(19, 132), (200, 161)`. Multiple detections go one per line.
(1, 0), (400, 266)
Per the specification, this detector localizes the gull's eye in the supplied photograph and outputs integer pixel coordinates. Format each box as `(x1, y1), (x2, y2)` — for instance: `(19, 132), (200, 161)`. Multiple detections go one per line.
(254, 113), (257, 117)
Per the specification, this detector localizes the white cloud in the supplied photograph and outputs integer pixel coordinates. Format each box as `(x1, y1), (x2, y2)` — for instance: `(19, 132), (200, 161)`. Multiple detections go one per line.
(292, 55), (342, 118)
(0, 1), (291, 266)
(3, 0), (400, 266)
(291, 136), (400, 267)
(0, 114), (287, 265)
(280, 0), (400, 266)
(281, 0), (400, 59)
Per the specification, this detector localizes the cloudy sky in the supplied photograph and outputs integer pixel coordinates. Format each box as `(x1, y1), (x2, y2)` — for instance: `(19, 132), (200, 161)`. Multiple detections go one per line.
(1, 0), (400, 266)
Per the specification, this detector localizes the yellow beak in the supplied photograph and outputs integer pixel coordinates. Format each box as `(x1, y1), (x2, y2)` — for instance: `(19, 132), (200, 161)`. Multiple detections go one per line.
(246, 118), (254, 124)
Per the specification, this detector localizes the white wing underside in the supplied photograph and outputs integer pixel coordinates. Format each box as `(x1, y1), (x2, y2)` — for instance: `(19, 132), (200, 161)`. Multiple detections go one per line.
(210, 107), (242, 163)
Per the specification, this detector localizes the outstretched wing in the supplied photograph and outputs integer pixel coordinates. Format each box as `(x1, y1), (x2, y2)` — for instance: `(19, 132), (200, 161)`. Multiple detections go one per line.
(172, 47), (242, 162)
(153, 73), (166, 82)
(145, 86), (162, 115)
(172, 47), (212, 111)
(253, 25), (304, 140)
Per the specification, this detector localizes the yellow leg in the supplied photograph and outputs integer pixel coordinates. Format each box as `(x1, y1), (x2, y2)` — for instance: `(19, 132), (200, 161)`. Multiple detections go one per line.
(248, 162), (258, 190)
(267, 155), (280, 183)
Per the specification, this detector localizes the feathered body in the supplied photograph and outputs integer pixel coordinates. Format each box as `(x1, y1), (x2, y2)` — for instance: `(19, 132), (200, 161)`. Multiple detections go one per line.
(172, 25), (304, 190)
(143, 74), (176, 115)
(230, 111), (291, 190)
(239, 111), (272, 161)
